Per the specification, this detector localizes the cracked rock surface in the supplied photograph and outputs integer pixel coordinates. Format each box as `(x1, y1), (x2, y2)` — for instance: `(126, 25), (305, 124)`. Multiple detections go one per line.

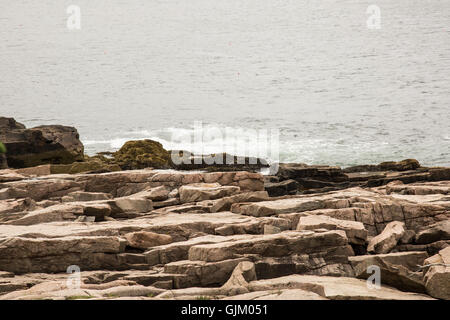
(0, 167), (449, 300)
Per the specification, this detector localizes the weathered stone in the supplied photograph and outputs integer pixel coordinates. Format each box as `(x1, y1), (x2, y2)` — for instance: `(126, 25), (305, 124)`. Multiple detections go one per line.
(152, 198), (179, 208)
(387, 181), (450, 195)
(399, 230), (416, 244)
(0, 235), (127, 273)
(188, 230), (351, 262)
(75, 215), (96, 223)
(179, 183), (240, 203)
(0, 178), (84, 201)
(221, 261), (257, 295)
(134, 186), (171, 201)
(210, 191), (269, 212)
(263, 225), (281, 234)
(232, 197), (325, 217)
(0, 279), (164, 300)
(396, 240), (450, 256)
(6, 204), (83, 225)
(164, 258), (248, 288)
(124, 231), (172, 250)
(368, 221), (406, 254)
(62, 191), (112, 202)
(253, 247), (355, 279)
(0, 118), (84, 168)
(113, 197), (153, 214)
(144, 235), (244, 266)
(224, 288), (327, 300)
(349, 252), (428, 293)
(297, 215), (367, 245)
(0, 169), (26, 182)
(423, 246), (450, 299)
(248, 275), (434, 300)
(0, 163), (448, 300)
(0, 198), (36, 216)
(344, 159), (421, 173)
(415, 220), (450, 245)
(264, 179), (299, 197)
(80, 202), (112, 220)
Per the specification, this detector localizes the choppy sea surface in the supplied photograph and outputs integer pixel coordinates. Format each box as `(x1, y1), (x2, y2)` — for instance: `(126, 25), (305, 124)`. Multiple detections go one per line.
(1, 0), (449, 167)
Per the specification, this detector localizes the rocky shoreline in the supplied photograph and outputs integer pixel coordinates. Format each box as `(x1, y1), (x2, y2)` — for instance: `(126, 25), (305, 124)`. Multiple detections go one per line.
(0, 117), (449, 300)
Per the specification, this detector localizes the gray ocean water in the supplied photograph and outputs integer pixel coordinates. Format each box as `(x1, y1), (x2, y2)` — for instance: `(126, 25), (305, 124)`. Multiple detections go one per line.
(1, 0), (449, 167)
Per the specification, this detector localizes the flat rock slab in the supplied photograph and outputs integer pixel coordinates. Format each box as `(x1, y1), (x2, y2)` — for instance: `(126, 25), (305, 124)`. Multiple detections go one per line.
(224, 289), (328, 300)
(297, 215), (367, 245)
(188, 230), (350, 262)
(248, 275), (435, 300)
(232, 198), (326, 217)
(179, 183), (241, 203)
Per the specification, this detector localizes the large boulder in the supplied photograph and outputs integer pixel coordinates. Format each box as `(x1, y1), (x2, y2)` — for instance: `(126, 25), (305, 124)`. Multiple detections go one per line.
(113, 140), (171, 170)
(0, 117), (84, 168)
(368, 221), (406, 254)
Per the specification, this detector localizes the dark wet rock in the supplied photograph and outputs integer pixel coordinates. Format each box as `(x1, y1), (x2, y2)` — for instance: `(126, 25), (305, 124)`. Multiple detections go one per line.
(415, 220), (450, 245)
(343, 159), (421, 173)
(264, 179), (299, 197)
(170, 150), (269, 172)
(0, 117), (84, 168)
(276, 163), (349, 192)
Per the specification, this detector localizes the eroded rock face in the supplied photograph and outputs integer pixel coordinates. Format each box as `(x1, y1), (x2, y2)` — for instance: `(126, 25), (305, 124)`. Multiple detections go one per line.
(0, 167), (448, 300)
(0, 118), (84, 168)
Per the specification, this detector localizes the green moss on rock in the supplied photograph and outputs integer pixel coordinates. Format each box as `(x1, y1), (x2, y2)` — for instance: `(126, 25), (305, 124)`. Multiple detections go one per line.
(113, 139), (171, 170)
